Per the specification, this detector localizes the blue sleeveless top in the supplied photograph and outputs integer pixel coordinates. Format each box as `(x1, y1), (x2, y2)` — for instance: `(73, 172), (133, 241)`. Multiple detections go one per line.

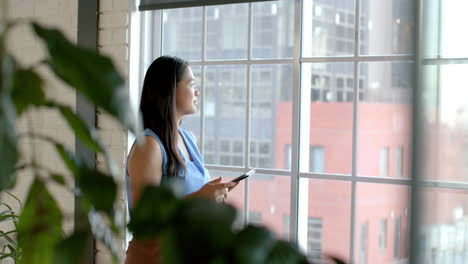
(125, 128), (210, 208)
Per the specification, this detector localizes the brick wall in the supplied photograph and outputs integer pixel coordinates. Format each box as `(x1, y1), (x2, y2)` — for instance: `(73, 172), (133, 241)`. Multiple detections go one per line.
(5, 0), (133, 263)
(97, 0), (131, 263)
(6, 0), (78, 237)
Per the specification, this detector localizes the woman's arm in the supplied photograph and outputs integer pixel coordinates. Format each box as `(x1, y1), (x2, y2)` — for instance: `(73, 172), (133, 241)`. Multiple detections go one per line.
(127, 135), (163, 208)
(186, 177), (236, 202)
(128, 135), (237, 206)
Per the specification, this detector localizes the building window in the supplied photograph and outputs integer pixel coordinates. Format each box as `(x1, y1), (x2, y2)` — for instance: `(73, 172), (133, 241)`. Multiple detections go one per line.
(359, 222), (369, 264)
(394, 216), (402, 259)
(250, 141), (272, 168)
(380, 147), (389, 177)
(204, 138), (271, 167)
(396, 146), (404, 178)
(285, 144), (292, 170)
(310, 146), (325, 173)
(307, 217), (323, 261)
(379, 219), (387, 249)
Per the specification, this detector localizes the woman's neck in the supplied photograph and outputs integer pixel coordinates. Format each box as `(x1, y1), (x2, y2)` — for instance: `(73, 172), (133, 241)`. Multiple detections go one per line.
(175, 115), (183, 130)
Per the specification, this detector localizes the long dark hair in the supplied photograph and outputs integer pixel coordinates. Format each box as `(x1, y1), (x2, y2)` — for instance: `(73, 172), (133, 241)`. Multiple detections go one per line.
(139, 56), (188, 178)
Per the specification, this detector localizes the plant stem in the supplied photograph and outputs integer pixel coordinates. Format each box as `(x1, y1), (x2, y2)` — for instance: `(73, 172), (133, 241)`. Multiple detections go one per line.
(3, 191), (22, 210)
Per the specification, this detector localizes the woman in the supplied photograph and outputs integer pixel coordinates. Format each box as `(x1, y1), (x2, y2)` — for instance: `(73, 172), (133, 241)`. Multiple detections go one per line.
(125, 56), (237, 264)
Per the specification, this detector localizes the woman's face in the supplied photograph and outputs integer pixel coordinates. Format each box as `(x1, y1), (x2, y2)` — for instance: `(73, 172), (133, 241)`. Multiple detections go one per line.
(176, 66), (199, 118)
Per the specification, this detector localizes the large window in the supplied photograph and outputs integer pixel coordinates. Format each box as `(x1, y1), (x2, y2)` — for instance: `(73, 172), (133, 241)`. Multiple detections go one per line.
(416, 0), (468, 262)
(129, 0), (468, 262)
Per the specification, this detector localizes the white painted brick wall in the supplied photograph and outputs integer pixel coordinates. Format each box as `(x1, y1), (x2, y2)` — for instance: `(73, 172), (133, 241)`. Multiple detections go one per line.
(100, 12), (129, 29)
(5, 0), (134, 262)
(97, 0), (131, 263)
(6, 0), (78, 239)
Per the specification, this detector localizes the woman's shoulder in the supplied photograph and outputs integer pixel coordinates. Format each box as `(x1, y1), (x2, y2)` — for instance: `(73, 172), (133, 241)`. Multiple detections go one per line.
(128, 135), (163, 165)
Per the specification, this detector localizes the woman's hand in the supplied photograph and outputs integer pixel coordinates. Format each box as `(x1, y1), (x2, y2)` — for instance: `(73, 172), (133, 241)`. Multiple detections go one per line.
(190, 177), (238, 203)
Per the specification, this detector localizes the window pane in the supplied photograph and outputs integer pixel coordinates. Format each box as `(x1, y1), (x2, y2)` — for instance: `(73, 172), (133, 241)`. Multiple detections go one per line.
(440, 0), (468, 58)
(204, 65), (247, 166)
(251, 0), (294, 59)
(303, 179), (351, 262)
(210, 170), (246, 230)
(162, 7), (202, 60)
(251, 64), (293, 170)
(420, 64), (468, 182)
(419, 188), (468, 263)
(423, 0), (439, 58)
(358, 62), (413, 178)
(248, 174), (291, 240)
(206, 4), (248, 60)
(301, 63), (354, 174)
(181, 66), (201, 146)
(359, 0), (415, 55)
(356, 183), (410, 264)
(302, 0), (355, 57)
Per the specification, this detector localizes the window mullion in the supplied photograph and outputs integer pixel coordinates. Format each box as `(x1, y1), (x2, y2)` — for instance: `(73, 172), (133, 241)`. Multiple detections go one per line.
(437, 0), (442, 59)
(158, 10), (163, 56)
(290, 0), (303, 247)
(350, 0), (362, 261)
(244, 2), (253, 226)
(200, 6), (207, 156)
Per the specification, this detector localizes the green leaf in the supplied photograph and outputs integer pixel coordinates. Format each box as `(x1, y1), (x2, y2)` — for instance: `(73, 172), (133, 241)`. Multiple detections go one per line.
(0, 214), (18, 222)
(48, 102), (104, 153)
(88, 210), (121, 258)
(231, 225), (277, 264)
(54, 143), (79, 177)
(0, 253), (17, 261)
(78, 165), (117, 216)
(0, 230), (18, 248)
(323, 256), (347, 264)
(127, 185), (180, 240)
(172, 199), (237, 263)
(53, 143), (116, 215)
(0, 209), (15, 217)
(12, 69), (45, 115)
(47, 101), (118, 178)
(6, 243), (21, 261)
(53, 230), (93, 264)
(159, 229), (183, 264)
(50, 174), (66, 186)
(265, 240), (309, 264)
(0, 55), (18, 191)
(17, 178), (63, 264)
(32, 23), (139, 135)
